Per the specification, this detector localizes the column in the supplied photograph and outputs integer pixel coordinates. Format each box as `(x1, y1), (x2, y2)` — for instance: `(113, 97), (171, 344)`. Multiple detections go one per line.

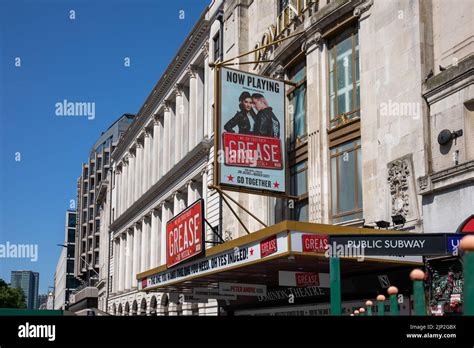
(145, 216), (152, 269)
(163, 103), (171, 174)
(122, 160), (128, 212)
(127, 152), (134, 209)
(152, 117), (161, 184)
(303, 32), (324, 223)
(132, 224), (140, 288)
(115, 169), (121, 216)
(173, 191), (180, 214)
(126, 229), (133, 290)
(203, 44), (210, 138)
(175, 85), (183, 163)
(160, 203), (169, 265)
(135, 142), (142, 201)
(114, 238), (119, 292)
(187, 180), (197, 205)
(144, 129), (152, 191)
(150, 209), (160, 269)
(188, 67), (197, 151)
(202, 168), (212, 245)
(140, 218), (148, 272)
(196, 66), (204, 143)
(119, 233), (125, 292)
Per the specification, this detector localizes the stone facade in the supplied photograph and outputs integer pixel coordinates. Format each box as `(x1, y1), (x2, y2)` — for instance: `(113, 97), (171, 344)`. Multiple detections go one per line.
(101, 0), (473, 315)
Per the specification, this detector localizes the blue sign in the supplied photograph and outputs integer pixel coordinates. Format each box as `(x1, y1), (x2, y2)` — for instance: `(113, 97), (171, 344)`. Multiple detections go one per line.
(447, 235), (463, 254)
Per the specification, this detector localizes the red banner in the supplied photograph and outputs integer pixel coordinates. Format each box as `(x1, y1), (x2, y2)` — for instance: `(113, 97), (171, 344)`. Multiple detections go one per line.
(167, 200), (204, 268)
(302, 235), (328, 253)
(260, 235), (277, 257)
(223, 132), (282, 169)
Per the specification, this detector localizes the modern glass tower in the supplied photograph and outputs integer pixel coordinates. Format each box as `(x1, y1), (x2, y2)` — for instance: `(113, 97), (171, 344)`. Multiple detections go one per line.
(10, 270), (39, 309)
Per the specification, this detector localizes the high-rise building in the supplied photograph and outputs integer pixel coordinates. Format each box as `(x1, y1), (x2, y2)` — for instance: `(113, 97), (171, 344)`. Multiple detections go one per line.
(74, 114), (134, 284)
(54, 210), (80, 309)
(10, 271), (39, 309)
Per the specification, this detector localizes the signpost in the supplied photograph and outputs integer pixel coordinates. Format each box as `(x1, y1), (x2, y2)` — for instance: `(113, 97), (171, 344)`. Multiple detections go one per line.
(218, 282), (267, 297)
(166, 199), (204, 268)
(192, 288), (237, 301)
(328, 234), (451, 256)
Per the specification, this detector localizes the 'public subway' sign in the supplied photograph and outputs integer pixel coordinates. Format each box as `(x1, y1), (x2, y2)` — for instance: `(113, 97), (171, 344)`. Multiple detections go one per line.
(328, 234), (449, 256)
(166, 199), (204, 268)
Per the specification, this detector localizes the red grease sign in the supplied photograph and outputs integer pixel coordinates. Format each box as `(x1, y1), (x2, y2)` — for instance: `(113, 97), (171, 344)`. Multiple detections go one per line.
(167, 199), (204, 268)
(260, 235), (277, 257)
(295, 272), (319, 287)
(302, 235), (328, 253)
(223, 133), (282, 169)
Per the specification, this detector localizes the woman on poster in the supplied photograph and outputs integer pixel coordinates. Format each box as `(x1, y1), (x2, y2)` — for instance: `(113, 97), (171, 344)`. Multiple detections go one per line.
(223, 91), (257, 135)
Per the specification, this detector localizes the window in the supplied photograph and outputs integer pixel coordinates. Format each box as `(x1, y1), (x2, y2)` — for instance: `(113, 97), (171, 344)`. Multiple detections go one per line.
(67, 214), (76, 227)
(328, 30), (360, 129)
(330, 139), (362, 223)
(67, 228), (75, 243)
(287, 60), (307, 144)
(104, 152), (110, 165)
(67, 260), (74, 273)
(67, 245), (75, 258)
(290, 161), (308, 222)
(213, 32), (221, 62)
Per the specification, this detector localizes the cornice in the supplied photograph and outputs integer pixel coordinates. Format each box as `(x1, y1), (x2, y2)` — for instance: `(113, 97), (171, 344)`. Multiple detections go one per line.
(112, 10), (210, 163)
(110, 139), (212, 231)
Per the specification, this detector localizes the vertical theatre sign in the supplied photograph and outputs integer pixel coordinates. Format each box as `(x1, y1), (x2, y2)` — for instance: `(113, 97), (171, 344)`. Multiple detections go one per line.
(166, 199), (204, 268)
(217, 67), (286, 195)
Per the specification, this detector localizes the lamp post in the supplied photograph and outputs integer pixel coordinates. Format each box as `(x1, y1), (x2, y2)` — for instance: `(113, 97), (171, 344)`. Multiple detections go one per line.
(376, 295), (386, 316)
(410, 269), (426, 316)
(387, 286), (399, 316)
(460, 235), (474, 315)
(365, 300), (373, 316)
(330, 256), (341, 315)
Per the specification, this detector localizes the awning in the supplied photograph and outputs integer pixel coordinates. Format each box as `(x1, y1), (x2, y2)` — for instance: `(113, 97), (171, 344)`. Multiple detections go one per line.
(136, 221), (422, 294)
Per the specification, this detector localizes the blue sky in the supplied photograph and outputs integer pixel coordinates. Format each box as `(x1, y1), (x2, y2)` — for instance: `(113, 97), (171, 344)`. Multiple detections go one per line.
(0, 0), (209, 294)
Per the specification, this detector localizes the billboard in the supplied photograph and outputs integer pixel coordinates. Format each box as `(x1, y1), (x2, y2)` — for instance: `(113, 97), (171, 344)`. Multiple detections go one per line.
(217, 67), (286, 195)
(166, 199), (204, 268)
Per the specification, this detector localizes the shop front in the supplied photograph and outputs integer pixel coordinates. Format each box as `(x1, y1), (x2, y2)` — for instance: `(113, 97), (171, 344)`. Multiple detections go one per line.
(137, 221), (424, 315)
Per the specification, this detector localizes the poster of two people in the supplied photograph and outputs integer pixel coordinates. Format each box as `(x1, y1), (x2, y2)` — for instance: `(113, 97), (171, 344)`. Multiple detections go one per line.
(219, 67), (286, 194)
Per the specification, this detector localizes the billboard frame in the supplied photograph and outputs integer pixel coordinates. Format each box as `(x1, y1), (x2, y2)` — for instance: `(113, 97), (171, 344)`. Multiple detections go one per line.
(214, 65), (292, 199)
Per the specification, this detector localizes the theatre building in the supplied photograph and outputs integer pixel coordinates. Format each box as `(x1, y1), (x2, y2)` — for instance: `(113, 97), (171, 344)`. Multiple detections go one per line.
(109, 0), (474, 316)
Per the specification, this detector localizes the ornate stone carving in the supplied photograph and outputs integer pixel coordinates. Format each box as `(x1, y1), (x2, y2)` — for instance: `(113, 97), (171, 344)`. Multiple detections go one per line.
(271, 64), (285, 79)
(301, 31), (322, 53)
(187, 65), (197, 79)
(174, 84), (183, 97)
(387, 158), (411, 217)
(203, 41), (209, 59)
(417, 176), (430, 193)
(354, 0), (374, 17)
(162, 101), (171, 112)
(223, 230), (233, 242)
